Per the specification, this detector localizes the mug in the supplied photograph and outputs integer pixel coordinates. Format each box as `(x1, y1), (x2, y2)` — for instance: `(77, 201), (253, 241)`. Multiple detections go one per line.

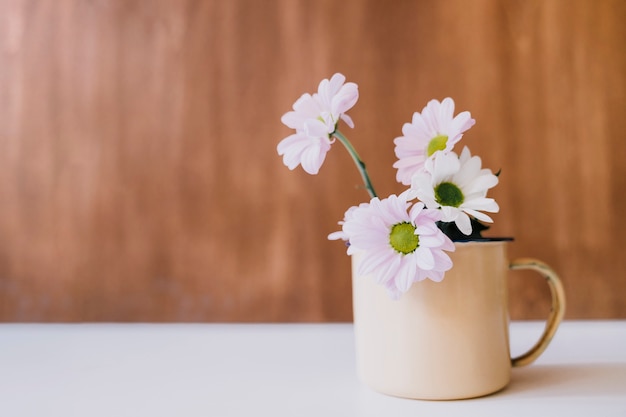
(351, 240), (566, 400)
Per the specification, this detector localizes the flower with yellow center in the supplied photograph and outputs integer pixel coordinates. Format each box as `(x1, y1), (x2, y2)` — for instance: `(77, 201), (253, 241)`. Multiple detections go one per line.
(337, 192), (455, 299)
(393, 98), (475, 185)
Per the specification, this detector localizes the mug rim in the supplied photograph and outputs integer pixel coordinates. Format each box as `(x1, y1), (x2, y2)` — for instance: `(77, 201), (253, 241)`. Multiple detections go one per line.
(452, 237), (514, 242)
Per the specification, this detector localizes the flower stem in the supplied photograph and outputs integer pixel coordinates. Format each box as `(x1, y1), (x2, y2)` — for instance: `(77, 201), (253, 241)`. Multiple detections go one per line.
(333, 130), (377, 199)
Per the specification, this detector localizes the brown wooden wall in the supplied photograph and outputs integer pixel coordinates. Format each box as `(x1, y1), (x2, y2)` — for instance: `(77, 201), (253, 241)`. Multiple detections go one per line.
(0, 0), (624, 322)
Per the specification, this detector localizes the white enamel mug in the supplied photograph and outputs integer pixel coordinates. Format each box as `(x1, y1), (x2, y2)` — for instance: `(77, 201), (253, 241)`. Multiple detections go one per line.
(352, 240), (565, 400)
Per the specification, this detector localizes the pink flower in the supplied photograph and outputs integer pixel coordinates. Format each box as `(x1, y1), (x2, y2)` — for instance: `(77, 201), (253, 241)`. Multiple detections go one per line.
(393, 98), (475, 185)
(338, 192), (455, 299)
(277, 74), (359, 175)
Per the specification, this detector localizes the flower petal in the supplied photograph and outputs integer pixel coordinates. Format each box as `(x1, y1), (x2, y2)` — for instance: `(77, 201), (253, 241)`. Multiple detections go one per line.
(332, 82), (359, 115)
(431, 151), (461, 182)
(462, 208), (494, 223)
(414, 246), (435, 270)
(454, 212), (473, 235)
(395, 257), (417, 292)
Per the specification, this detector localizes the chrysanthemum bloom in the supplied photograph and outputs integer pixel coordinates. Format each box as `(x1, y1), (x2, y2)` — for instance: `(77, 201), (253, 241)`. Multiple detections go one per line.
(393, 98), (475, 185)
(277, 73), (358, 175)
(338, 193), (455, 299)
(409, 147), (500, 236)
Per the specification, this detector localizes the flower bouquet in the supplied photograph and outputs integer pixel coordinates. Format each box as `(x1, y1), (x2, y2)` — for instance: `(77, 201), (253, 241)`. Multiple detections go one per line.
(277, 73), (500, 299)
(277, 74), (566, 400)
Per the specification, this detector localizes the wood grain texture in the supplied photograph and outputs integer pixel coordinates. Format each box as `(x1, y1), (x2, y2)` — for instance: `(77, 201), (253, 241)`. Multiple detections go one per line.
(0, 0), (624, 321)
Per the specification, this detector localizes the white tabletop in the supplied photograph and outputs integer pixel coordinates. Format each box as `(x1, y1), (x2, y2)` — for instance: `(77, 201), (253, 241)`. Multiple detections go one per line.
(0, 321), (624, 417)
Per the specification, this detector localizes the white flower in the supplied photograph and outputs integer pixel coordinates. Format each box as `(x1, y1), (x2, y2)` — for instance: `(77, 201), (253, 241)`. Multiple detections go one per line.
(277, 74), (358, 175)
(339, 193), (455, 299)
(409, 146), (499, 236)
(393, 98), (475, 185)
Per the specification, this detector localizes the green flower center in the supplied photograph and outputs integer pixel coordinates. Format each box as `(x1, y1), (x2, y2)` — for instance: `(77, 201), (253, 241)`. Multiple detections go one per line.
(389, 222), (420, 254)
(427, 134), (448, 157)
(435, 182), (464, 207)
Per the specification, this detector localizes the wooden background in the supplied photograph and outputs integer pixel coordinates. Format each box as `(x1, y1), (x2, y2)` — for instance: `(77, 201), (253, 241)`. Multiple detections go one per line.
(0, 0), (624, 322)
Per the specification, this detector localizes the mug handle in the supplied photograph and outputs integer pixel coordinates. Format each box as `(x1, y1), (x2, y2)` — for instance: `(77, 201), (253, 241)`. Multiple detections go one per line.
(509, 258), (566, 367)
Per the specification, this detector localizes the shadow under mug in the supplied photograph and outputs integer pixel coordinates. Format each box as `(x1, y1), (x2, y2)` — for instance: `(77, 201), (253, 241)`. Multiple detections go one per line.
(351, 240), (566, 400)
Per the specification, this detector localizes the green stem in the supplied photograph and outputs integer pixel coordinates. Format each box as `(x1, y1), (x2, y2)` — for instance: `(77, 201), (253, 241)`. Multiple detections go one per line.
(332, 129), (377, 199)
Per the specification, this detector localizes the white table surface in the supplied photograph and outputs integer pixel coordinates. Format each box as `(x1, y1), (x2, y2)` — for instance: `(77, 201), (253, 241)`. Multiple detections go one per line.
(0, 321), (624, 417)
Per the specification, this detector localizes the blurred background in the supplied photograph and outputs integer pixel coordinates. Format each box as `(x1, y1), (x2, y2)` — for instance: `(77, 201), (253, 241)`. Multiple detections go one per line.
(0, 0), (624, 322)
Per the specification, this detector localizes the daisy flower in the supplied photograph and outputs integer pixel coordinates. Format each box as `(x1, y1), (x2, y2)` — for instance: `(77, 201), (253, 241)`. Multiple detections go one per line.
(277, 73), (358, 175)
(393, 98), (475, 185)
(338, 193), (455, 299)
(409, 147), (499, 236)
